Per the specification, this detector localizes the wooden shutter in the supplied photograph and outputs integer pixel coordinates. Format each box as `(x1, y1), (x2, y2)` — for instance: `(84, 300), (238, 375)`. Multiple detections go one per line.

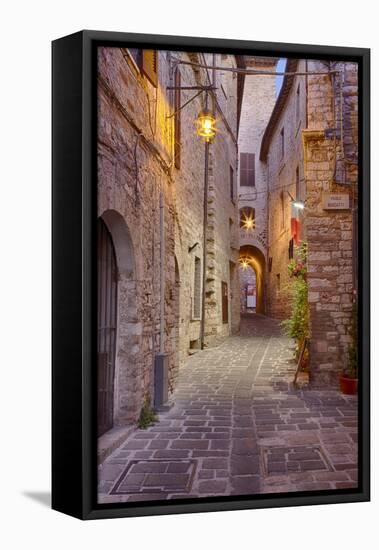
(222, 281), (228, 324)
(240, 153), (255, 187)
(230, 166), (234, 201)
(193, 257), (201, 319)
(288, 238), (294, 259)
(174, 68), (181, 169)
(296, 166), (300, 199)
(142, 50), (158, 87)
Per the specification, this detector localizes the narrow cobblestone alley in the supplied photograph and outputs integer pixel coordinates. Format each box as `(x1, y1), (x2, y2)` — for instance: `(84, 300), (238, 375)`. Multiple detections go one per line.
(98, 315), (358, 503)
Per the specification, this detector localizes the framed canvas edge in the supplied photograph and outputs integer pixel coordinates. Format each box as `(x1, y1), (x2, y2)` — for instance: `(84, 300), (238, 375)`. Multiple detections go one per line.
(52, 30), (370, 521)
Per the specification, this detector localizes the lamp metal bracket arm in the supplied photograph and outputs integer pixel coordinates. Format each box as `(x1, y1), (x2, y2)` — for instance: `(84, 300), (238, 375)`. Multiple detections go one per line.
(166, 89), (205, 119)
(166, 85), (217, 91)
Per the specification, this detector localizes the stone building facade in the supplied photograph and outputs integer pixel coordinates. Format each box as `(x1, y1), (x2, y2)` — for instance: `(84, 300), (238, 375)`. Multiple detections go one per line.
(303, 60), (358, 387)
(97, 47), (242, 438)
(260, 59), (307, 320)
(237, 57), (277, 314)
(260, 58), (358, 387)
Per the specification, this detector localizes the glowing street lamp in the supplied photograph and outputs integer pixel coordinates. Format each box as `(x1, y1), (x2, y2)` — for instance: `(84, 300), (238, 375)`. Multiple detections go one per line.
(196, 110), (216, 142)
(292, 199), (305, 210)
(241, 214), (256, 231)
(287, 191), (305, 210)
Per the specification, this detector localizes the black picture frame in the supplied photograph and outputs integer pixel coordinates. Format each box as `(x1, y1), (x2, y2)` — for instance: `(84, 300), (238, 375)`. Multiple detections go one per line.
(52, 30), (370, 520)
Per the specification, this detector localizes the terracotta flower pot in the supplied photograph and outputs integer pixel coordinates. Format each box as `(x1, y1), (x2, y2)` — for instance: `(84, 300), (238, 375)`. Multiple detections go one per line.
(340, 375), (358, 395)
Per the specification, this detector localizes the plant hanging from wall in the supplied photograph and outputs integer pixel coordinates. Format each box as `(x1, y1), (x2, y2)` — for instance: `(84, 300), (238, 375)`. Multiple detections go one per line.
(281, 242), (309, 361)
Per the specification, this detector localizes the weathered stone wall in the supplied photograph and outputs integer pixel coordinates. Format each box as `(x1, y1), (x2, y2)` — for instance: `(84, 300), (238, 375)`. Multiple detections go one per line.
(204, 56), (240, 343)
(237, 57), (277, 313)
(97, 48), (240, 427)
(238, 58), (277, 255)
(98, 47), (176, 423)
(172, 53), (240, 353)
(265, 60), (307, 320)
(263, 57), (358, 386)
(304, 61), (358, 387)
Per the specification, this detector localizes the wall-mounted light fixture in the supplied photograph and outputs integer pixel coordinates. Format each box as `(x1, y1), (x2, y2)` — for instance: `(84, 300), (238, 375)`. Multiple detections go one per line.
(287, 191), (305, 210)
(241, 212), (256, 230)
(239, 258), (250, 270)
(196, 110), (216, 142)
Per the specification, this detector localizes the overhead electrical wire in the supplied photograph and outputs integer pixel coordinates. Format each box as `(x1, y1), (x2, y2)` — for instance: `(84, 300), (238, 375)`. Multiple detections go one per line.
(171, 57), (341, 77)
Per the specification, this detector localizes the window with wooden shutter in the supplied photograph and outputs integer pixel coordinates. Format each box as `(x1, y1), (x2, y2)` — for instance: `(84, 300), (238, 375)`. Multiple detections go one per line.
(193, 257), (201, 319)
(142, 50), (158, 87)
(240, 153), (255, 187)
(221, 281), (228, 324)
(230, 166), (234, 201)
(296, 165), (300, 200)
(296, 83), (300, 120)
(288, 238), (294, 259)
(174, 68), (181, 169)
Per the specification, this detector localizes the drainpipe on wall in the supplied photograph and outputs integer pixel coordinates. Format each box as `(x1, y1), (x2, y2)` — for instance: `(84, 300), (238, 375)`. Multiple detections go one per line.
(200, 139), (210, 350)
(153, 190), (171, 411)
(200, 57), (216, 351)
(159, 190), (165, 353)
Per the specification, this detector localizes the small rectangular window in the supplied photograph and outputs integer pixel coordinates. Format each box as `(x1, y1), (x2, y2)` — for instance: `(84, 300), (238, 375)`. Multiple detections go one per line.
(289, 238), (294, 260)
(230, 166), (234, 201)
(221, 281), (228, 324)
(193, 257), (201, 319)
(240, 153), (255, 187)
(296, 83), (300, 120)
(280, 128), (285, 158)
(296, 166), (300, 200)
(127, 49), (158, 88)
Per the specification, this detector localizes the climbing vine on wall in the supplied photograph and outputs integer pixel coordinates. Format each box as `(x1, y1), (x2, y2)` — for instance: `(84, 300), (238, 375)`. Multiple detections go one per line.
(281, 242), (309, 355)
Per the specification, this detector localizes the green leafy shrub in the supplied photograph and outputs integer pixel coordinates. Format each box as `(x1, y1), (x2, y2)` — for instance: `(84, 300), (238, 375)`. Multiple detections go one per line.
(138, 395), (158, 429)
(281, 242), (309, 351)
(281, 277), (309, 342)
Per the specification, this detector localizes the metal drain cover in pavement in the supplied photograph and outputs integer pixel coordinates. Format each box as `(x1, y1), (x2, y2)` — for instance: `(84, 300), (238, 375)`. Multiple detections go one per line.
(261, 445), (333, 476)
(110, 460), (197, 495)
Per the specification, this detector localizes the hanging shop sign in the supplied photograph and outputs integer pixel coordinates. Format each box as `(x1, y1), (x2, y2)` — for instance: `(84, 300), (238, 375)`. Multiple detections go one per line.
(322, 193), (350, 210)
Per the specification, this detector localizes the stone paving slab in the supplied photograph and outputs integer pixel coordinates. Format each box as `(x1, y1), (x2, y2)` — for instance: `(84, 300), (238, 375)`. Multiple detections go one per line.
(98, 314), (358, 503)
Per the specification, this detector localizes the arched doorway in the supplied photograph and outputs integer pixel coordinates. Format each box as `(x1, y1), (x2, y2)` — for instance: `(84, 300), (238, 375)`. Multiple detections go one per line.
(97, 217), (118, 436)
(239, 245), (266, 314)
(99, 209), (139, 429)
(240, 264), (257, 314)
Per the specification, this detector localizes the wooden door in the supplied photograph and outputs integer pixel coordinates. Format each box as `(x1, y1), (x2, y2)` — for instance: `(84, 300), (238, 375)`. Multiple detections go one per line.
(97, 218), (118, 436)
(222, 281), (228, 324)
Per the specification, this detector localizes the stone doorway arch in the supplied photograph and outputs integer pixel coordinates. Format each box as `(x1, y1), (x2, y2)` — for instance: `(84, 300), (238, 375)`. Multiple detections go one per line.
(239, 245), (266, 314)
(100, 209), (140, 427)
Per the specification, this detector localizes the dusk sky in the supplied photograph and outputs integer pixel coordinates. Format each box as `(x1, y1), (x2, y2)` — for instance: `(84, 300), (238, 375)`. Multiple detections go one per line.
(276, 58), (286, 96)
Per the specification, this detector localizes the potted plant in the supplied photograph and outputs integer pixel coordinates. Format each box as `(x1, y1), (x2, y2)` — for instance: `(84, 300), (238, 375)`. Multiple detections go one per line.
(340, 303), (358, 395)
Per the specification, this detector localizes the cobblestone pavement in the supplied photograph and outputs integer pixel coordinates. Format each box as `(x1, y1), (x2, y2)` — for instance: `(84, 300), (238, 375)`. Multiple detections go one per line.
(98, 315), (358, 503)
